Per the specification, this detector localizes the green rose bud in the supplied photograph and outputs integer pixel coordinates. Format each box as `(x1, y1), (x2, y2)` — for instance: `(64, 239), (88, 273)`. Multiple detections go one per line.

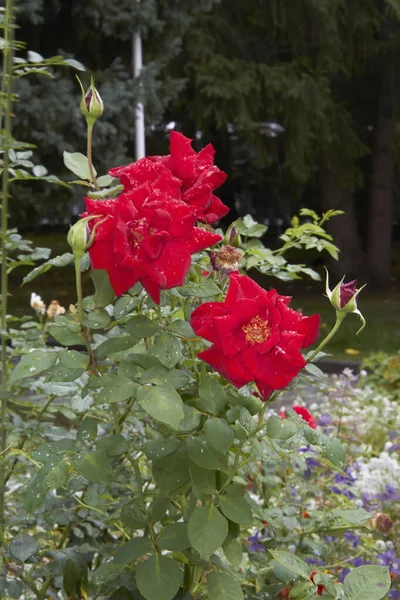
(325, 268), (366, 333)
(78, 76), (104, 126)
(67, 215), (102, 260)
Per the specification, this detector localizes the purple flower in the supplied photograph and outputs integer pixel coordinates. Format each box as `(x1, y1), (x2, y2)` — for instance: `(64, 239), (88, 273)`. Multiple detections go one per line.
(377, 549), (400, 577)
(318, 413), (332, 427)
(247, 531), (265, 553)
(389, 430), (399, 440)
(343, 531), (360, 548)
(305, 557), (325, 566)
(376, 485), (400, 503)
(389, 590), (400, 599)
(330, 486), (356, 500)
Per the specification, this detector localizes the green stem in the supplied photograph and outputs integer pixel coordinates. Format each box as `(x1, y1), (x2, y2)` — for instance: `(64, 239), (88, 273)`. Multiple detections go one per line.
(307, 310), (346, 364)
(218, 401), (269, 494)
(0, 0), (15, 531)
(87, 123), (100, 191)
(126, 453), (145, 511)
(74, 256), (84, 323)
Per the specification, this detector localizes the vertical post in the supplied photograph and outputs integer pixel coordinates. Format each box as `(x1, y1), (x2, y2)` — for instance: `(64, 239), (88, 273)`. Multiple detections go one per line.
(133, 25), (145, 160)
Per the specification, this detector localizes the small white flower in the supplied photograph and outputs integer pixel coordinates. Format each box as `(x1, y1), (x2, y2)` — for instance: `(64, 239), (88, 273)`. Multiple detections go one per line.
(375, 540), (386, 551)
(30, 292), (46, 315)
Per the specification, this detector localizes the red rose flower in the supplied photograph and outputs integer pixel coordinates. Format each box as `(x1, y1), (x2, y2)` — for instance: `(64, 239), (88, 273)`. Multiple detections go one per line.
(109, 131), (229, 224)
(279, 406), (317, 429)
(84, 182), (221, 304)
(190, 273), (320, 399)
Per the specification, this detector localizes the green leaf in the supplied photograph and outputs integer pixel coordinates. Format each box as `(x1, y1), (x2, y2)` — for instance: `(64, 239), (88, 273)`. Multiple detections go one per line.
(9, 534), (38, 563)
(223, 535), (243, 567)
(97, 375), (137, 404)
(114, 537), (152, 565)
(63, 57), (86, 71)
(206, 571), (244, 600)
(96, 335), (138, 360)
(120, 503), (147, 529)
(92, 563), (126, 586)
(178, 405), (202, 433)
(190, 462), (217, 497)
(42, 462), (69, 490)
(32, 439), (76, 465)
(63, 559), (87, 598)
(186, 436), (227, 470)
(204, 418), (234, 453)
(267, 415), (297, 440)
(144, 438), (180, 460)
(269, 550), (310, 580)
(75, 448), (112, 484)
(158, 523), (190, 551)
(140, 366), (191, 390)
(168, 319), (196, 338)
(46, 363), (85, 382)
(77, 417), (98, 442)
(137, 384), (184, 430)
(58, 349), (88, 370)
(22, 252), (74, 285)
(9, 350), (57, 384)
(343, 566), (391, 600)
(83, 308), (111, 329)
(97, 434), (128, 456)
(96, 174), (114, 187)
(114, 296), (140, 320)
(331, 509), (371, 525)
(188, 505), (228, 555)
(178, 281), (221, 297)
(199, 376), (226, 415)
(48, 316), (85, 346)
(125, 315), (160, 337)
(226, 406), (256, 437)
(135, 554), (183, 600)
(150, 332), (182, 367)
(152, 446), (190, 497)
(63, 151), (95, 180)
(304, 429), (346, 469)
(91, 269), (115, 307)
(219, 486), (252, 525)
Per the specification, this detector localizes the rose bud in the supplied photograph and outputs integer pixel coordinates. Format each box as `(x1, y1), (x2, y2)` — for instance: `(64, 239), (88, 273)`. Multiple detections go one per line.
(67, 214), (104, 260)
(325, 268), (366, 333)
(78, 76), (104, 125)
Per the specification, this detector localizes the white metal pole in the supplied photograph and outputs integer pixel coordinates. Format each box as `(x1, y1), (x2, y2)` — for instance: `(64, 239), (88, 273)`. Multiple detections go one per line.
(133, 29), (145, 159)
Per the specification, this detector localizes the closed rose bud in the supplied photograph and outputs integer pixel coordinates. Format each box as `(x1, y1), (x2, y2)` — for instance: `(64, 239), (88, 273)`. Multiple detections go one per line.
(224, 225), (241, 247)
(78, 76), (104, 126)
(373, 513), (393, 533)
(67, 218), (90, 259)
(325, 268), (366, 333)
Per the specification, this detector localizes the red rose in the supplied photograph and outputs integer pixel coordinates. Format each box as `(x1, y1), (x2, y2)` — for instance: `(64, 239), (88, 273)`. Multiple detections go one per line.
(190, 273), (320, 399)
(279, 406), (317, 429)
(109, 131), (229, 224)
(84, 182), (221, 304)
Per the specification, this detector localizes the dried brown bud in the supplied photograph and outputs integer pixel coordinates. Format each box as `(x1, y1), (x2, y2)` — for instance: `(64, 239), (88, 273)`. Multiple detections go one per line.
(212, 245), (243, 273)
(373, 513), (393, 533)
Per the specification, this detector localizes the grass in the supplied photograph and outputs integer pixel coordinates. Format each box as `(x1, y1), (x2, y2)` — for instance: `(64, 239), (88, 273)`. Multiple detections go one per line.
(9, 232), (400, 362)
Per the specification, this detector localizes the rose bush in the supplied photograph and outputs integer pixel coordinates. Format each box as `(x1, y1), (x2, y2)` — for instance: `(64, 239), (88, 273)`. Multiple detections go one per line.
(0, 11), (393, 599)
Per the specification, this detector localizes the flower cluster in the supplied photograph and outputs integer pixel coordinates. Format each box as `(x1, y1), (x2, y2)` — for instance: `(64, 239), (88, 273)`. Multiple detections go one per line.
(109, 131), (229, 224)
(85, 133), (227, 303)
(190, 272), (320, 399)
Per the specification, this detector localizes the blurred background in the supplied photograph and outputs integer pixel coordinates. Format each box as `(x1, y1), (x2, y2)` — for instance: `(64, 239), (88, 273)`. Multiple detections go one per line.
(9, 0), (400, 357)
